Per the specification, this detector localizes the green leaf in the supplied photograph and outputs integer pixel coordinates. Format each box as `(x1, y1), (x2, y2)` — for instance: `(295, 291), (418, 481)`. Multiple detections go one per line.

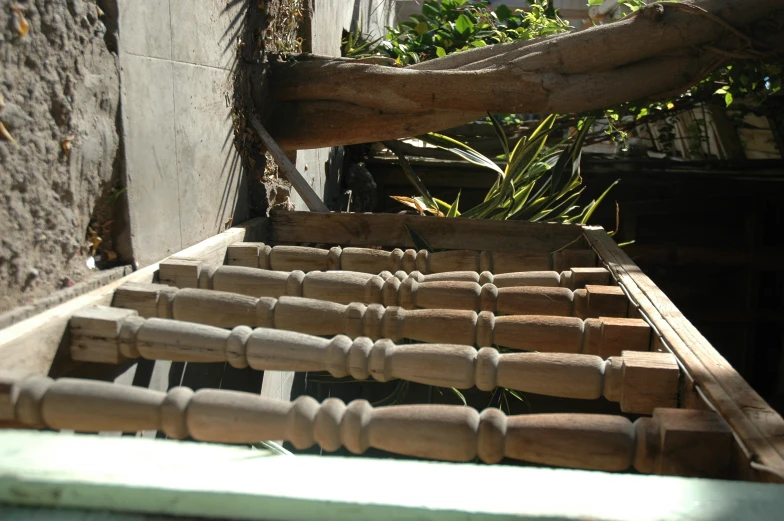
(724, 91), (734, 107)
(404, 224), (434, 253)
(418, 133), (505, 176)
(450, 387), (467, 406)
(505, 388), (525, 402)
(422, 2), (441, 17)
(435, 46), (446, 57)
(487, 112), (510, 163)
(470, 40), (487, 47)
(579, 179), (619, 224)
(495, 4), (512, 20)
(414, 22), (429, 35)
(455, 14), (474, 36)
(447, 190), (461, 217)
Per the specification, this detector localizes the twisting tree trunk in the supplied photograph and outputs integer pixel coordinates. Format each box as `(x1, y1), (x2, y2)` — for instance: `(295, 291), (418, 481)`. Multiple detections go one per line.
(268, 0), (784, 150)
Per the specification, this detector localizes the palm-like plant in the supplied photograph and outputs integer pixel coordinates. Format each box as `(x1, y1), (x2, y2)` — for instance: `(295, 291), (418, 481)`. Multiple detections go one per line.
(391, 115), (618, 225)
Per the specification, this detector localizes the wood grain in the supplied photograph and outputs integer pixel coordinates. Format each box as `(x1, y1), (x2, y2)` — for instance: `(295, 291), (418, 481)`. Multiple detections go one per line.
(112, 285), (652, 356)
(1, 374), (725, 474)
(248, 117), (329, 213)
(583, 226), (784, 483)
(68, 307), (678, 413)
(154, 266), (627, 319)
(267, 211), (586, 253)
(226, 242), (598, 274)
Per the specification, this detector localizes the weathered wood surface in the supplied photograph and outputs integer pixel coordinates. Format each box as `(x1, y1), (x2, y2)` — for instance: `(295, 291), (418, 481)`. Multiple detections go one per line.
(68, 308), (677, 413)
(266, 211), (587, 253)
(380, 266), (611, 289)
(226, 242), (597, 274)
(7, 431), (784, 521)
(158, 263), (625, 318)
(248, 116), (330, 213)
(0, 374), (730, 476)
(113, 285), (651, 357)
(0, 219), (268, 377)
(583, 226), (784, 483)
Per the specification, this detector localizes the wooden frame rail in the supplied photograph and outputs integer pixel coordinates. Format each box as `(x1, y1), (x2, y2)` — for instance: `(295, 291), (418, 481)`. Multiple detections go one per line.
(0, 374), (732, 476)
(583, 226), (784, 483)
(68, 307), (678, 413)
(112, 284), (652, 357)
(225, 242), (597, 274)
(158, 263), (627, 318)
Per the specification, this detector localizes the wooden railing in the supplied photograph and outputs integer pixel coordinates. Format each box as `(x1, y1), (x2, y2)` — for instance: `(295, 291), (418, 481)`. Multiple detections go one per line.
(221, 243), (597, 274)
(156, 265), (627, 317)
(112, 284), (650, 357)
(69, 307), (678, 413)
(0, 373), (731, 475)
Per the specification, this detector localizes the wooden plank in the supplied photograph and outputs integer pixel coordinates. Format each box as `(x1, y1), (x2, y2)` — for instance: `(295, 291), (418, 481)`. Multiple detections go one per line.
(268, 211), (585, 253)
(0, 218), (267, 376)
(3, 430), (784, 521)
(582, 226), (784, 483)
(248, 116), (329, 213)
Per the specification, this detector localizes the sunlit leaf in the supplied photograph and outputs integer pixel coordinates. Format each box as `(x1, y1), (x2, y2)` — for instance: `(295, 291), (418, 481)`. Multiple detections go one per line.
(390, 195), (426, 215)
(487, 112), (510, 163)
(446, 190), (461, 217)
(455, 14), (474, 35)
(579, 179), (620, 224)
(414, 22), (429, 35)
(450, 387), (467, 406)
(419, 133), (505, 176)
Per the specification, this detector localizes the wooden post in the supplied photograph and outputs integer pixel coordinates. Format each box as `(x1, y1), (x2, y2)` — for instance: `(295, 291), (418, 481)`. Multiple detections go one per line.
(156, 265), (627, 319)
(225, 243), (598, 275)
(68, 307), (677, 413)
(633, 408), (734, 478)
(0, 373), (729, 476)
(112, 285), (651, 354)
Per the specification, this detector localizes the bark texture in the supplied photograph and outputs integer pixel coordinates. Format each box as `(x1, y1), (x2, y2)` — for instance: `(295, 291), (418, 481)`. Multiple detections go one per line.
(269, 0), (784, 150)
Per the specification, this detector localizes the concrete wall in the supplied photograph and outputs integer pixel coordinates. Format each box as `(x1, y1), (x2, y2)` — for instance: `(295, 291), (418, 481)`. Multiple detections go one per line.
(290, 0), (355, 212)
(117, 0), (247, 268)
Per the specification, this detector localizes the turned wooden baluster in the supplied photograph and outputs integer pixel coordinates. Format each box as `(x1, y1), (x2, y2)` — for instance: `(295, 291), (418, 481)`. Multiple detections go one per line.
(157, 265), (628, 319)
(380, 267), (611, 289)
(0, 373), (733, 477)
(69, 307), (678, 413)
(113, 284), (651, 358)
(224, 243), (597, 275)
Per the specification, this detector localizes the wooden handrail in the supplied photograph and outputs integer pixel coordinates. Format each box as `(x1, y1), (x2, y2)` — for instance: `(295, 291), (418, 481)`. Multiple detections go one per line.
(0, 373), (731, 476)
(157, 264), (627, 318)
(379, 266), (610, 289)
(112, 285), (650, 357)
(69, 307), (679, 413)
(224, 243), (597, 274)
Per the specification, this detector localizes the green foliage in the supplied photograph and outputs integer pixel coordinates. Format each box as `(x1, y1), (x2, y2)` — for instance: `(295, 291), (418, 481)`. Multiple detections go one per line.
(592, 1), (782, 143)
(394, 115), (617, 225)
(345, 0), (571, 66)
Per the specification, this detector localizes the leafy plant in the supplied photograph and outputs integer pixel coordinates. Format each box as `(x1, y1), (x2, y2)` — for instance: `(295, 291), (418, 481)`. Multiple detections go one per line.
(345, 0), (571, 66)
(392, 114), (618, 225)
